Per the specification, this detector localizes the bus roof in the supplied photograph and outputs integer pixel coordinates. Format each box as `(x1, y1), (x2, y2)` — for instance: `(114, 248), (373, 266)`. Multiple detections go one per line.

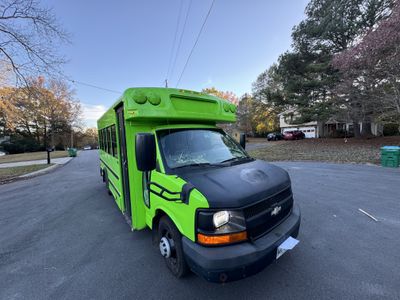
(97, 87), (236, 127)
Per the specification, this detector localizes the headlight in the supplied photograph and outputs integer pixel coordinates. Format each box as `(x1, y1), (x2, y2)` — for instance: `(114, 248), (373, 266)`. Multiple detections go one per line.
(213, 211), (230, 228)
(196, 209), (247, 246)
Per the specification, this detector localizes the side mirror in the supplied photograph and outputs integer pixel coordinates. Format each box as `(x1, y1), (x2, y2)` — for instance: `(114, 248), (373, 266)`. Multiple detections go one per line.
(240, 133), (246, 149)
(135, 133), (156, 172)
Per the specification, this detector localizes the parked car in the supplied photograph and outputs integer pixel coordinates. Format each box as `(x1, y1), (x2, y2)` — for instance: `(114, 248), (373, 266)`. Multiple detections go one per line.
(267, 132), (283, 141)
(0, 151), (6, 156)
(83, 145), (92, 150)
(283, 130), (305, 140)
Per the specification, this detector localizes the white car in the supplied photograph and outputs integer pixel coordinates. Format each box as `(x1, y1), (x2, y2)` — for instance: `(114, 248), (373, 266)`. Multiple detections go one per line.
(83, 146), (92, 150)
(0, 151), (5, 156)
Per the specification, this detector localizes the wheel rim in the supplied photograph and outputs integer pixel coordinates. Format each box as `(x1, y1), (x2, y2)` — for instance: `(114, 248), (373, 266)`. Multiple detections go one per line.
(161, 229), (178, 271)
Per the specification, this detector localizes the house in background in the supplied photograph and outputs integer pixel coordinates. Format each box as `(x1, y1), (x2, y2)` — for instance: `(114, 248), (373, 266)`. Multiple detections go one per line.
(278, 111), (382, 138)
(279, 115), (319, 138)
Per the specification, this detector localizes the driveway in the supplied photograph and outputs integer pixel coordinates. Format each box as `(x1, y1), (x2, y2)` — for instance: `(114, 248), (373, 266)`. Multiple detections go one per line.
(0, 151), (399, 299)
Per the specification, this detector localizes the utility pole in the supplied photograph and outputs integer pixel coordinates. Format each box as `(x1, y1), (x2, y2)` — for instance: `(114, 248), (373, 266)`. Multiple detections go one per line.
(165, 79), (168, 88)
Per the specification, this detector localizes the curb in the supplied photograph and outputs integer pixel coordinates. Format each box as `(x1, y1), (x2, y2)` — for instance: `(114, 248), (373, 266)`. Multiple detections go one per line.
(19, 164), (61, 178)
(0, 157), (74, 185)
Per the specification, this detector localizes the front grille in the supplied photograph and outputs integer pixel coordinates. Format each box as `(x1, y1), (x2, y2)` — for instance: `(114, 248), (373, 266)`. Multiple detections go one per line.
(244, 188), (292, 219)
(244, 187), (293, 240)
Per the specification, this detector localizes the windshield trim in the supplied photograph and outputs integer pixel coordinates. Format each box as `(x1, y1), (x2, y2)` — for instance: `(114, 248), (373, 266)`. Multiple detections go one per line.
(155, 127), (251, 175)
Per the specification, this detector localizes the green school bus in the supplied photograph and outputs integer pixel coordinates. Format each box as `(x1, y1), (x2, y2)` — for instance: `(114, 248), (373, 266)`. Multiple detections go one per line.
(97, 87), (301, 282)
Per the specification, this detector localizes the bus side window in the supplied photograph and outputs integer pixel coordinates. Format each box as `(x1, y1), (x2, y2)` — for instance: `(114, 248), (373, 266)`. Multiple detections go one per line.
(101, 129), (104, 151)
(101, 129), (106, 151)
(107, 127), (112, 155)
(105, 127), (109, 154)
(111, 125), (118, 158)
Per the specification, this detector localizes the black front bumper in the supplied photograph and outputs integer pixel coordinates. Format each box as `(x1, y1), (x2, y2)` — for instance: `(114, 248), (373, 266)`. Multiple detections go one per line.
(182, 204), (301, 283)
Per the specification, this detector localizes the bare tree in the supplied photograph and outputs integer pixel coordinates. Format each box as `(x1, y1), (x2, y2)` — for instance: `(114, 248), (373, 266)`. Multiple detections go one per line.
(0, 0), (69, 85)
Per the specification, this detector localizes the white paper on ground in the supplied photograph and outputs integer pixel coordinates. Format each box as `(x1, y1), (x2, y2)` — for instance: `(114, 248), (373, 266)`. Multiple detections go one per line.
(276, 236), (299, 259)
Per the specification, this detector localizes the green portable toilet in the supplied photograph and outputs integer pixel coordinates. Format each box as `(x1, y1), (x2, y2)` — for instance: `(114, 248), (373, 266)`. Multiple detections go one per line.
(68, 148), (77, 157)
(381, 146), (400, 168)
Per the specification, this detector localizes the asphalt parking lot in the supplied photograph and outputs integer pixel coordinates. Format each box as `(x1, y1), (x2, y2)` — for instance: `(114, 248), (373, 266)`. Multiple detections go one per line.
(1, 151), (399, 299)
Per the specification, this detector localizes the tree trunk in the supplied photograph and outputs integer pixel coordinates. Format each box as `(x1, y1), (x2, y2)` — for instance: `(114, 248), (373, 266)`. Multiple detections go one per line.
(51, 124), (55, 148)
(361, 122), (373, 137)
(353, 122), (361, 138)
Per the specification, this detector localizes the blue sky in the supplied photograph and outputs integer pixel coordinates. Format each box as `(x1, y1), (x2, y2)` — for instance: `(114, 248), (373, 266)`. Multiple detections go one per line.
(45, 0), (308, 127)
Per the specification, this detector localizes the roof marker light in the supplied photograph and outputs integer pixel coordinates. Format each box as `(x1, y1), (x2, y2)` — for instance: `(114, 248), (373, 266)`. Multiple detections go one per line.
(223, 102), (230, 112)
(148, 94), (161, 106)
(133, 92), (147, 104)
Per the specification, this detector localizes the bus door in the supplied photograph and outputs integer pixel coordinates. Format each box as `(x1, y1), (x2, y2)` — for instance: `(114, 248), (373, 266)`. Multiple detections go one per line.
(116, 105), (132, 221)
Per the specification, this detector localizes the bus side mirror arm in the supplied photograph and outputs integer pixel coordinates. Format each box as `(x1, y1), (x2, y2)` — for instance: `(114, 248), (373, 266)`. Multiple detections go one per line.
(240, 133), (246, 149)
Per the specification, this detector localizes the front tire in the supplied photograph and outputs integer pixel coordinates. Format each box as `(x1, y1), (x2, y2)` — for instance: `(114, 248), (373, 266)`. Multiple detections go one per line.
(158, 216), (189, 278)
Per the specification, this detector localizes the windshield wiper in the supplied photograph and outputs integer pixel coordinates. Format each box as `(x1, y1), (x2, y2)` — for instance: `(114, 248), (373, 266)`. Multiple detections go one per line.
(219, 157), (250, 164)
(173, 157), (251, 170)
(172, 162), (215, 170)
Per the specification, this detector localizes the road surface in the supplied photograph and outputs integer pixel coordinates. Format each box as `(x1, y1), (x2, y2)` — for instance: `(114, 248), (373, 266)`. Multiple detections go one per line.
(1, 151), (399, 299)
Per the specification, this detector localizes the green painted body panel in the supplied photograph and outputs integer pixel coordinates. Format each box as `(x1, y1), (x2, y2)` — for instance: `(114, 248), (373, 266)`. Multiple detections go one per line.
(146, 171), (209, 240)
(98, 109), (125, 211)
(122, 87), (236, 123)
(97, 88), (235, 241)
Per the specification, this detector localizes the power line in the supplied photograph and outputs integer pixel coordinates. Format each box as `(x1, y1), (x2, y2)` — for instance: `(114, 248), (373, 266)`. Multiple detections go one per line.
(176, 0), (215, 87)
(69, 79), (122, 94)
(0, 60), (122, 94)
(165, 0), (184, 83)
(170, 0), (193, 81)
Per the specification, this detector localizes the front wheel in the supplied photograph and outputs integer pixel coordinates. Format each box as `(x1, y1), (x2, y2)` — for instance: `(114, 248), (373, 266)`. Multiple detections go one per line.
(158, 216), (189, 278)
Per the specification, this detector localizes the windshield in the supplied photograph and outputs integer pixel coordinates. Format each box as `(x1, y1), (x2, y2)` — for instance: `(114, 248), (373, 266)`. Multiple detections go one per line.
(157, 129), (249, 170)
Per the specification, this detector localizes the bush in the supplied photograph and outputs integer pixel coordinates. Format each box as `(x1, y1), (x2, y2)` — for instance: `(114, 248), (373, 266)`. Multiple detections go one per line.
(383, 124), (400, 136)
(331, 129), (346, 138)
(0, 135), (43, 154)
(330, 129), (353, 138)
(55, 142), (66, 151)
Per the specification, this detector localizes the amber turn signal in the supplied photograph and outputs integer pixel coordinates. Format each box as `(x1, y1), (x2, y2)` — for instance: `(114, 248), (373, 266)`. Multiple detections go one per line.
(197, 231), (247, 245)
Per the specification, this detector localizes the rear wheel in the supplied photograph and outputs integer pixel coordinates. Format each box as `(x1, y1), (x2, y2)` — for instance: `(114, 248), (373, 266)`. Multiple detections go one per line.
(104, 171), (112, 195)
(158, 216), (189, 278)
(101, 168), (105, 182)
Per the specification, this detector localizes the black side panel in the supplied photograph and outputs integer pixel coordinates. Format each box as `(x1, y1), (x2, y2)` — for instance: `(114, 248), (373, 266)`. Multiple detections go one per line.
(116, 105), (132, 219)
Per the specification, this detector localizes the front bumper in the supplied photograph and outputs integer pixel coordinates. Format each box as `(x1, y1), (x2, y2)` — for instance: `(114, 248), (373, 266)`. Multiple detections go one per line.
(182, 204), (301, 283)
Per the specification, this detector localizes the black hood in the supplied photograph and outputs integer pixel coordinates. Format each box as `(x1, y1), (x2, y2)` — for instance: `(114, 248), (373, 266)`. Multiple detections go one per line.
(177, 160), (291, 208)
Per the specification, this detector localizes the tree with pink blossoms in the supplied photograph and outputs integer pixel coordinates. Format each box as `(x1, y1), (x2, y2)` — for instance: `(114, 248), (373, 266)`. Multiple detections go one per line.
(333, 0), (400, 131)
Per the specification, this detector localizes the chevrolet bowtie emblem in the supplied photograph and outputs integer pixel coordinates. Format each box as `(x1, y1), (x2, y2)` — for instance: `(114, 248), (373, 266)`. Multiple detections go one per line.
(271, 206), (282, 216)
